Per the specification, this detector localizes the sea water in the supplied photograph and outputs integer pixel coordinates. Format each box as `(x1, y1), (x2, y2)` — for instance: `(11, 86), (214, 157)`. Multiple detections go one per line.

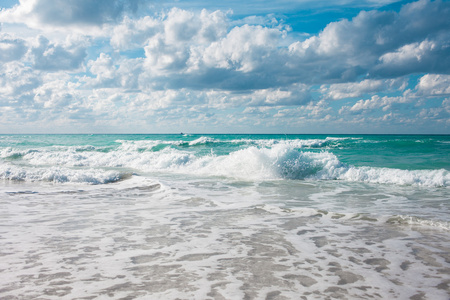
(0, 134), (449, 299)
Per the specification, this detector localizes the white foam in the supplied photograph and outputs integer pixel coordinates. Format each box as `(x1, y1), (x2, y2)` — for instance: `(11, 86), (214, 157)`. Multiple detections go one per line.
(0, 156), (448, 300)
(330, 166), (449, 187)
(188, 145), (341, 180)
(1, 143), (448, 187)
(0, 163), (127, 184)
(189, 136), (215, 145)
(116, 140), (162, 151)
(230, 137), (345, 149)
(385, 215), (450, 230)
(256, 204), (450, 231)
(184, 145), (449, 187)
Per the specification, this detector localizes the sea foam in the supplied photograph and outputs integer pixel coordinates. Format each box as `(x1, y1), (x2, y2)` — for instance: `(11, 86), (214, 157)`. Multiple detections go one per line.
(1, 142), (448, 187)
(0, 164), (128, 184)
(191, 145), (449, 186)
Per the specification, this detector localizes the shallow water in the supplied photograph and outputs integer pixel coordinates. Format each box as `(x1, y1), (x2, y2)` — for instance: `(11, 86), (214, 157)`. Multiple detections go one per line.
(0, 134), (449, 299)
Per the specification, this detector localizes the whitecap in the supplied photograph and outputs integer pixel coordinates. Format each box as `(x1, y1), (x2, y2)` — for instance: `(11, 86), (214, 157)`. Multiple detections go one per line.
(0, 164), (129, 184)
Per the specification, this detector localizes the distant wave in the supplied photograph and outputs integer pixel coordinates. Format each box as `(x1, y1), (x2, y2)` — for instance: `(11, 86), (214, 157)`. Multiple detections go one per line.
(115, 136), (350, 150)
(230, 137), (353, 149)
(188, 136), (216, 146)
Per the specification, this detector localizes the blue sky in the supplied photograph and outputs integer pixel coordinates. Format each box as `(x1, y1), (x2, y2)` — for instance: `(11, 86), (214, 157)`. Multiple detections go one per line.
(0, 0), (449, 134)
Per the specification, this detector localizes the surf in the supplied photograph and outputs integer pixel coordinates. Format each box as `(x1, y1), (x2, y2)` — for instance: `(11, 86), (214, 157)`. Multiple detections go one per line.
(1, 138), (448, 187)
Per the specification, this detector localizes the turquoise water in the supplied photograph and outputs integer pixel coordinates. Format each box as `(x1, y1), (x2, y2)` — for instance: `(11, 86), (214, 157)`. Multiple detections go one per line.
(1, 133), (448, 220)
(2, 133), (449, 168)
(1, 134), (449, 299)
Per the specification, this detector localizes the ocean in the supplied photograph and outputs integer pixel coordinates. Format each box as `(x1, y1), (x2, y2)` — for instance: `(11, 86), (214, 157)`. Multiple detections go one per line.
(0, 134), (449, 299)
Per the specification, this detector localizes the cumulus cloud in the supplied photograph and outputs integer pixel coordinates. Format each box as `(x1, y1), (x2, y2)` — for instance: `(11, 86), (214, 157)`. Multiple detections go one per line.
(321, 79), (407, 100)
(110, 16), (159, 50)
(82, 54), (144, 92)
(348, 95), (411, 112)
(272, 100), (333, 127)
(138, 11), (289, 91)
(142, 8), (229, 73)
(90, 1), (450, 93)
(246, 85), (312, 106)
(0, 33), (27, 62)
(376, 38), (450, 76)
(137, 0), (450, 91)
(201, 24), (283, 72)
(0, 0), (141, 30)
(418, 98), (450, 124)
(0, 61), (41, 101)
(33, 78), (76, 109)
(0, 0), (449, 133)
(416, 74), (450, 96)
(286, 0), (450, 82)
(30, 36), (86, 71)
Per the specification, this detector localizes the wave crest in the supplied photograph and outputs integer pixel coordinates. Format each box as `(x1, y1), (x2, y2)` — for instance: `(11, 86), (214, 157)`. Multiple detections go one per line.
(1, 143), (448, 187)
(0, 164), (129, 184)
(186, 145), (448, 186)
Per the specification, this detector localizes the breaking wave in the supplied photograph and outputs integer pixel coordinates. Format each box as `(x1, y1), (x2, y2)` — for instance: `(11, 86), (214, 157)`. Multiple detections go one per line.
(187, 145), (448, 186)
(0, 164), (130, 184)
(0, 142), (448, 187)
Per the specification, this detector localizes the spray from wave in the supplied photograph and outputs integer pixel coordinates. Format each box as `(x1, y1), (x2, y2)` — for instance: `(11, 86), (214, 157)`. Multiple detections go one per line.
(0, 140), (448, 187)
(0, 164), (129, 184)
(185, 145), (448, 187)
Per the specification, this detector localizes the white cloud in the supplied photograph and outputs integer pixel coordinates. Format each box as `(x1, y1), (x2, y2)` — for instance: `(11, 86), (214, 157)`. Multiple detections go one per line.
(416, 74), (450, 96)
(376, 38), (450, 76)
(273, 100), (331, 119)
(110, 16), (160, 50)
(164, 8), (200, 44)
(141, 8), (230, 74)
(0, 0), (449, 133)
(30, 35), (86, 71)
(321, 79), (407, 100)
(33, 78), (76, 108)
(0, 32), (27, 62)
(286, 0), (450, 82)
(417, 98), (450, 124)
(341, 95), (411, 114)
(0, 61), (41, 100)
(144, 33), (190, 72)
(0, 0), (140, 31)
(247, 84), (311, 106)
(380, 40), (436, 64)
(89, 53), (115, 79)
(196, 9), (229, 44)
(82, 54), (144, 91)
(79, 1), (450, 92)
(201, 24), (283, 72)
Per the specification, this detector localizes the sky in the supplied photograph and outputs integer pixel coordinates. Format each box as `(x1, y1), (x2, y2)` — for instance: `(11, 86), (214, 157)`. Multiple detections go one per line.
(0, 0), (449, 134)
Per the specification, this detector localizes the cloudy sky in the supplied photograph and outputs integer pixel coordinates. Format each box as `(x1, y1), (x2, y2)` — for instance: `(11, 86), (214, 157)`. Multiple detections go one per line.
(0, 0), (449, 134)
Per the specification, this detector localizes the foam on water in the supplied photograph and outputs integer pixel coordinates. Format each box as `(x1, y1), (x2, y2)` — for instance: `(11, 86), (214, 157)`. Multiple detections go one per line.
(231, 136), (351, 149)
(384, 215), (450, 230)
(189, 136), (215, 145)
(334, 166), (449, 187)
(1, 175), (448, 300)
(1, 142), (448, 187)
(0, 134), (449, 299)
(0, 163), (129, 184)
(256, 204), (450, 231)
